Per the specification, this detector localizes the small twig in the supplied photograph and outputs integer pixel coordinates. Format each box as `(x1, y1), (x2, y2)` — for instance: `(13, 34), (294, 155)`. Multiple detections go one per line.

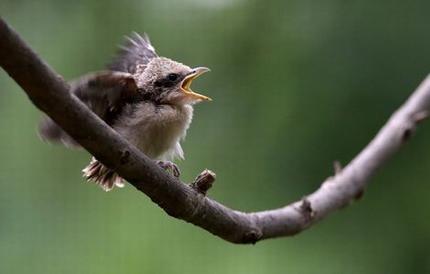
(333, 160), (342, 175)
(191, 169), (216, 195)
(299, 198), (315, 222)
(413, 110), (429, 124)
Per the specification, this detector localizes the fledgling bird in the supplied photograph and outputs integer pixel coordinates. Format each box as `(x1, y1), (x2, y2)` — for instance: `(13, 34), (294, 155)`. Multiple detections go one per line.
(39, 33), (211, 191)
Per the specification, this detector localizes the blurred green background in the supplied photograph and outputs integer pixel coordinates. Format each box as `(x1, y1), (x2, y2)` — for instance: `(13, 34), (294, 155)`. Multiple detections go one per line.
(1, 0), (430, 273)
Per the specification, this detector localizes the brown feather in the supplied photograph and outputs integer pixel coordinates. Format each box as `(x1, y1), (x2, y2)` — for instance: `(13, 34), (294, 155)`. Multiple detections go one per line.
(38, 71), (140, 147)
(82, 157), (124, 191)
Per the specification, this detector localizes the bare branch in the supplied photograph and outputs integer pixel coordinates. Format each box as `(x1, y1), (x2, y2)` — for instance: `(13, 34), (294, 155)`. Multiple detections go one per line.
(1, 18), (430, 244)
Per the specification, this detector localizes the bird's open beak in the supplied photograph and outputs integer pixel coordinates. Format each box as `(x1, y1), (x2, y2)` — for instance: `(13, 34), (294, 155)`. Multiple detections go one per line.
(180, 67), (212, 101)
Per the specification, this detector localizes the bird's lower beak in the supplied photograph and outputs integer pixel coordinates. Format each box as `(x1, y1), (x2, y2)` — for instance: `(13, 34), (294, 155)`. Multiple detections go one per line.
(180, 67), (212, 101)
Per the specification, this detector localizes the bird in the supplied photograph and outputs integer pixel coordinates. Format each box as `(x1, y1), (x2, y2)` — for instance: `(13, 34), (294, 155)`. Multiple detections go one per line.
(38, 32), (211, 191)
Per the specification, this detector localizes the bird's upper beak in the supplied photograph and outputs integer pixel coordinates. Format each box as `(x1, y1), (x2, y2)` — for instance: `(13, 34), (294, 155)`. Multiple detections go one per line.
(180, 67), (212, 101)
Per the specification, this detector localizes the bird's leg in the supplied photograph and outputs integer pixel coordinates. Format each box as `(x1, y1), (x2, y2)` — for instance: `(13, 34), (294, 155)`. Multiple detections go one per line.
(156, 160), (181, 177)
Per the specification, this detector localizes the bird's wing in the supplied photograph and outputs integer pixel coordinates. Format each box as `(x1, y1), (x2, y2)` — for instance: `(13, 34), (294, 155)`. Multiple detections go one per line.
(39, 71), (140, 148)
(108, 32), (158, 74)
(71, 71), (139, 121)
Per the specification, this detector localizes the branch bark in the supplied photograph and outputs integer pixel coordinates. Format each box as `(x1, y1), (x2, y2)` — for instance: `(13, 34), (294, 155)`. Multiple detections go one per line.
(1, 18), (429, 244)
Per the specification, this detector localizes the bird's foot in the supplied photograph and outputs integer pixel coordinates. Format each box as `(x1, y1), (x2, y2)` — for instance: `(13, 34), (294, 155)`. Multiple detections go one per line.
(156, 160), (180, 177)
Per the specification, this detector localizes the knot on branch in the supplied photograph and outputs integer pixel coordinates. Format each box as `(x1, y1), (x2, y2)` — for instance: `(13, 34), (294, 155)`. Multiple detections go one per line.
(401, 111), (429, 143)
(191, 169), (216, 195)
(401, 128), (414, 143)
(242, 229), (263, 244)
(354, 189), (365, 201)
(299, 198), (315, 222)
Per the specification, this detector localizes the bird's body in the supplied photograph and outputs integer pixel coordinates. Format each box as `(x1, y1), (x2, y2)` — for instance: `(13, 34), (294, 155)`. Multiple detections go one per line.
(39, 33), (210, 191)
(113, 102), (192, 160)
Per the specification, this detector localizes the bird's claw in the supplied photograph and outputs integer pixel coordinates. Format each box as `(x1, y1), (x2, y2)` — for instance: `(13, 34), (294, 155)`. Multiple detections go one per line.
(156, 160), (180, 177)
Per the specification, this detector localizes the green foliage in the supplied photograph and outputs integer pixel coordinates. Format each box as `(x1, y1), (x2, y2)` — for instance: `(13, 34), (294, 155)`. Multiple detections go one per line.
(1, 0), (430, 273)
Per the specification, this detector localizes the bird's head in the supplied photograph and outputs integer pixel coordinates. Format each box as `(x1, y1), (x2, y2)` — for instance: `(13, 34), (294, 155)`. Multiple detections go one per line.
(136, 57), (211, 105)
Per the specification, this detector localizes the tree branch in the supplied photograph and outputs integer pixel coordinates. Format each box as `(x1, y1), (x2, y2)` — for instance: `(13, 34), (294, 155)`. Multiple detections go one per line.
(1, 18), (429, 244)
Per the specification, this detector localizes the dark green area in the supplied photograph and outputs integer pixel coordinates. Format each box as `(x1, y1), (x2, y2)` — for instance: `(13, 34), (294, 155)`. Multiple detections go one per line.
(1, 0), (430, 273)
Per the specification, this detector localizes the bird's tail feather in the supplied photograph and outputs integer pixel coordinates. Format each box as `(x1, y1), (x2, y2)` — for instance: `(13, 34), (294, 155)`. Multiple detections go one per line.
(82, 158), (124, 191)
(38, 116), (80, 148)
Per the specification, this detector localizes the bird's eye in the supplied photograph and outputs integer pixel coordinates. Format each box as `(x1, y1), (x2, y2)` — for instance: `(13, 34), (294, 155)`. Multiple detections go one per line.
(167, 73), (179, 82)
